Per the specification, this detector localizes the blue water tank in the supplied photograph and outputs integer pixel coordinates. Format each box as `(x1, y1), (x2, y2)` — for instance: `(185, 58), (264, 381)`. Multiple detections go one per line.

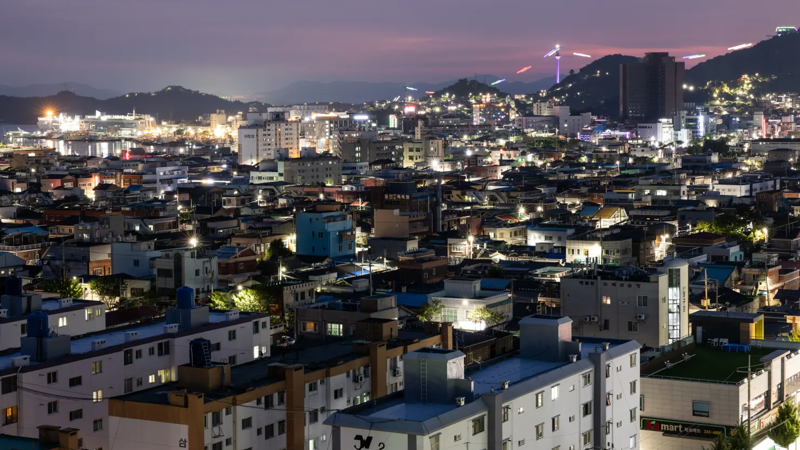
(27, 311), (49, 338)
(176, 286), (195, 309)
(6, 276), (22, 296)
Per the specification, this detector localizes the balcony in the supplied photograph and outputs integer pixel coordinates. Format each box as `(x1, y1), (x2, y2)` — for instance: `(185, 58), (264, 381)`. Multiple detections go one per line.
(338, 230), (356, 241)
(0, 242), (46, 252)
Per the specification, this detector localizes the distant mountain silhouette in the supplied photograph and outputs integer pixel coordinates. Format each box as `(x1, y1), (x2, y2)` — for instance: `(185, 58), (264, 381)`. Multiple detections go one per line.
(0, 86), (266, 125)
(258, 76), (554, 104)
(0, 82), (122, 100)
(433, 78), (510, 98)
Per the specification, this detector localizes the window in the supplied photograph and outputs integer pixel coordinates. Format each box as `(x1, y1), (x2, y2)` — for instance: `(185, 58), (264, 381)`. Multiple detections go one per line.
(211, 411), (222, 426)
(502, 406), (511, 422)
(47, 401), (58, 414)
(454, 434), (462, 442)
(149, 374), (156, 383)
(334, 388), (344, 399)
(149, 347), (155, 356)
(518, 407), (525, 414)
(630, 407), (637, 422)
(693, 401), (710, 417)
(225, 407), (231, 416)
(430, 435), (440, 450)
(278, 391), (286, 405)
(640, 395), (645, 411)
(472, 416), (485, 435)
(69, 409), (82, 421)
(134, 259), (140, 267)
(265, 423), (275, 438)
(582, 431), (592, 446)
(47, 371), (58, 384)
(242, 417), (252, 429)
(157, 341), (170, 356)
(278, 420), (286, 435)
(536, 423), (544, 440)
(94, 419), (103, 432)
(309, 439), (317, 450)
(582, 372), (592, 387)
(124, 378), (133, 394)
(58, 316), (67, 327)
(124, 350), (133, 365)
(630, 435), (637, 448)
(225, 438), (232, 447)
(552, 415), (560, 431)
(136, 378), (143, 387)
(264, 394), (274, 409)
(92, 390), (103, 403)
(309, 409), (319, 423)
(606, 421), (612, 435)
(536, 391), (544, 408)
(327, 323), (343, 336)
(69, 376), (82, 387)
(211, 343), (221, 352)
(602, 295), (611, 305)
(551, 384), (559, 400)
(630, 380), (637, 394)
(135, 349), (142, 359)
(582, 401), (593, 417)
(442, 308), (457, 322)
(3, 406), (17, 425)
(628, 321), (639, 333)
(1, 376), (16, 394)
(212, 443), (222, 450)
(91, 361), (102, 374)
(630, 353), (637, 367)
(308, 381), (318, 394)
(637, 295), (648, 307)
(158, 369), (171, 383)
(301, 322), (318, 333)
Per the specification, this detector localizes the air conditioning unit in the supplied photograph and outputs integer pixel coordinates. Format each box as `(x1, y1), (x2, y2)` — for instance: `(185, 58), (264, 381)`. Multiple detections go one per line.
(12, 355), (30, 367)
(583, 316), (592, 322)
(356, 374), (365, 384)
(393, 368), (401, 377)
(225, 311), (240, 321)
(91, 339), (107, 351)
(636, 314), (647, 321)
(164, 324), (179, 334)
(590, 316), (599, 322)
(124, 331), (139, 342)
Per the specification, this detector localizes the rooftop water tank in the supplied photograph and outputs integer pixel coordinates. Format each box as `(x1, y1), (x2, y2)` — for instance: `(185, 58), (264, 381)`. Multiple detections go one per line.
(27, 311), (49, 338)
(6, 276), (22, 296)
(176, 286), (195, 310)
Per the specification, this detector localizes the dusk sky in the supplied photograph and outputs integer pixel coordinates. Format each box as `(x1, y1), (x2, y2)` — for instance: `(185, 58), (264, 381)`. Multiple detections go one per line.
(3, 0), (799, 99)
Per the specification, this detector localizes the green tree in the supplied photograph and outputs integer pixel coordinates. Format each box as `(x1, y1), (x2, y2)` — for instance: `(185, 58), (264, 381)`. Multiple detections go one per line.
(88, 277), (126, 310)
(769, 401), (800, 448)
(213, 285), (276, 315)
(729, 423), (751, 450)
(467, 306), (505, 327)
(208, 291), (234, 310)
(265, 239), (293, 261)
(417, 299), (444, 322)
(40, 278), (83, 299)
(488, 265), (505, 278)
(703, 432), (732, 450)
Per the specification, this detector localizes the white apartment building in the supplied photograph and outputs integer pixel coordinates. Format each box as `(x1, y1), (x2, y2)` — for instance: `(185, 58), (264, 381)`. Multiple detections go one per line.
(638, 119), (674, 144)
(0, 286), (270, 450)
(427, 278), (511, 331)
(110, 240), (162, 277)
(328, 315), (641, 450)
(283, 156), (342, 186)
(712, 177), (778, 197)
(155, 248), (219, 297)
(402, 138), (445, 169)
(238, 112), (301, 165)
(527, 227), (575, 247)
(142, 165), (188, 195)
(560, 260), (690, 347)
(107, 320), (453, 450)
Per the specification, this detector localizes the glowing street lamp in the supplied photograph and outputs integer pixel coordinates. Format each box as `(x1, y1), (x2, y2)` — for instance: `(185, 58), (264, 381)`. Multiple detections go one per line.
(189, 237), (198, 248)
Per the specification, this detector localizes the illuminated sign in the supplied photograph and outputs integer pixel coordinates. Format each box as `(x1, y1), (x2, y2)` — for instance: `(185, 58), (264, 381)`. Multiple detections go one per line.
(641, 417), (730, 439)
(403, 105), (417, 115)
(353, 114), (369, 121)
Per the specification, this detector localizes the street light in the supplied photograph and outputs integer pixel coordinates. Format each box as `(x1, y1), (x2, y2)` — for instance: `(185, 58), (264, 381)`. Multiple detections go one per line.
(467, 235), (474, 259)
(189, 237), (198, 248)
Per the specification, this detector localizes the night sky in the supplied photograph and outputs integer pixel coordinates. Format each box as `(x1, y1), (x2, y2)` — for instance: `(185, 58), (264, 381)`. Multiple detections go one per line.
(3, 0), (798, 98)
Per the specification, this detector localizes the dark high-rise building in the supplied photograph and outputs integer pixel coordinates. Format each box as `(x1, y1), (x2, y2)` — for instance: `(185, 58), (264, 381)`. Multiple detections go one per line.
(620, 52), (685, 122)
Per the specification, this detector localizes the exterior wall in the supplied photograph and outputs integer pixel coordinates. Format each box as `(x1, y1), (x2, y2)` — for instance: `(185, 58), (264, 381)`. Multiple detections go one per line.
(284, 158), (342, 186)
(108, 417), (189, 450)
(296, 212), (356, 260)
(111, 241), (161, 277)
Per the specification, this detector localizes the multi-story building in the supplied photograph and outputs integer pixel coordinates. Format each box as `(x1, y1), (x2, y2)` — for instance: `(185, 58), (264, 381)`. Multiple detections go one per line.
(427, 278), (512, 331)
(560, 259), (690, 347)
(402, 138), (445, 169)
(296, 210), (356, 260)
(0, 285), (270, 450)
(283, 156), (342, 186)
(374, 209), (429, 238)
(328, 315), (641, 450)
(154, 248), (219, 297)
(238, 112), (301, 165)
(620, 52), (685, 122)
(297, 295), (399, 339)
(141, 165), (188, 195)
(712, 177), (778, 197)
(396, 248), (448, 284)
(108, 320), (454, 450)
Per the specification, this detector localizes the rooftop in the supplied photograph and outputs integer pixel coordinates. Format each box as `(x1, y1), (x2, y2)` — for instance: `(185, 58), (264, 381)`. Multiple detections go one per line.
(648, 346), (774, 383)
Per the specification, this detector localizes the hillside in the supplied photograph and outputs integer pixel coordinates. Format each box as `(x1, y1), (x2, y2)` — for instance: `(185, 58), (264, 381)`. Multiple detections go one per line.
(545, 54), (638, 116)
(0, 86), (266, 124)
(433, 78), (510, 99)
(686, 33), (800, 92)
(0, 82), (122, 100)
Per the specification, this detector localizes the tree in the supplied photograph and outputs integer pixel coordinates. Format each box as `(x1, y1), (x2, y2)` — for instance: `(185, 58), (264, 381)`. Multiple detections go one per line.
(417, 299), (444, 322)
(703, 432), (731, 450)
(769, 401), (800, 448)
(487, 265), (505, 278)
(208, 291), (234, 310)
(467, 306), (505, 327)
(88, 277), (126, 310)
(265, 239), (293, 261)
(729, 423), (751, 450)
(40, 278), (83, 299)
(212, 285), (276, 315)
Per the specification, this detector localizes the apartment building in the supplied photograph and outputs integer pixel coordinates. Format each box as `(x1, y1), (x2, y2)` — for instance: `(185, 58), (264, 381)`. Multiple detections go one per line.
(560, 259), (690, 347)
(527, 226), (575, 247)
(0, 286), (270, 450)
(238, 112), (301, 165)
(427, 278), (512, 331)
(154, 248), (219, 297)
(108, 320), (454, 450)
(328, 315), (641, 450)
(374, 209), (429, 238)
(110, 240), (161, 277)
(283, 156), (342, 186)
(141, 166), (188, 195)
(296, 210), (356, 260)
